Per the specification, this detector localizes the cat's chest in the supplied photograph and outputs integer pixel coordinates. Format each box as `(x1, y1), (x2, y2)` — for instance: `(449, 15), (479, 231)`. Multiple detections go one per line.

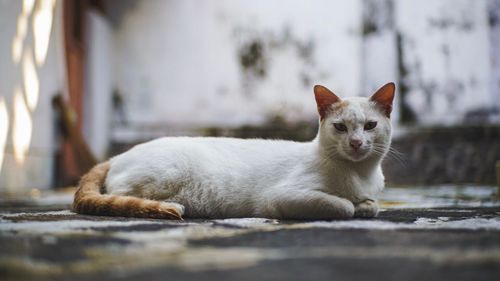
(324, 168), (384, 202)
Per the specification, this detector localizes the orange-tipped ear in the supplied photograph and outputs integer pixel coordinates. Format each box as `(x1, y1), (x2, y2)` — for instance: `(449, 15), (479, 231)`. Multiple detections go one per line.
(314, 85), (341, 120)
(370, 82), (395, 118)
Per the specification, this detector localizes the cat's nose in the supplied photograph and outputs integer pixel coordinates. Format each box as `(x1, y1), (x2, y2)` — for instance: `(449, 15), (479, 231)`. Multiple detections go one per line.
(350, 139), (362, 150)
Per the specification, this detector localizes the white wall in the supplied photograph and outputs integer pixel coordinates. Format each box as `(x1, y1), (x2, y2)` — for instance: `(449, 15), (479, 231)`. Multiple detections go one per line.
(489, 0), (500, 115)
(111, 0), (498, 137)
(361, 0), (399, 123)
(0, 0), (66, 192)
(395, 0), (492, 125)
(83, 9), (113, 160)
(112, 0), (363, 130)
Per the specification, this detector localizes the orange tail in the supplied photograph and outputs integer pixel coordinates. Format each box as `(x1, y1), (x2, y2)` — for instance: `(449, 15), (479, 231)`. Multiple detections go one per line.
(72, 162), (183, 220)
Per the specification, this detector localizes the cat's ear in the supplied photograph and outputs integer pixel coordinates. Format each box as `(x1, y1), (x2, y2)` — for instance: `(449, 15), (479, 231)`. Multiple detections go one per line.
(370, 82), (395, 118)
(314, 85), (341, 120)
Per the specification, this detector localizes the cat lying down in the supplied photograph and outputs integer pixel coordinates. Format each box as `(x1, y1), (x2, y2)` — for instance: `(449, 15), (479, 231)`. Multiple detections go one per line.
(73, 83), (395, 220)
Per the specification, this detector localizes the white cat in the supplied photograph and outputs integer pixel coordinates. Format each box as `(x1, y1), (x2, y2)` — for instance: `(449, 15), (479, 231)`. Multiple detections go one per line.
(73, 83), (395, 220)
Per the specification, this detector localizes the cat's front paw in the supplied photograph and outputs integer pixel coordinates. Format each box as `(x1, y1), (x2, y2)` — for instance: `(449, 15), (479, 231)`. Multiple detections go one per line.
(354, 199), (378, 218)
(168, 202), (185, 216)
(161, 202), (185, 219)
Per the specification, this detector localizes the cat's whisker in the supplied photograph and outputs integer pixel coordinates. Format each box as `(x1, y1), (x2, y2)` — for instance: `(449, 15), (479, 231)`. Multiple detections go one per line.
(386, 155), (404, 164)
(322, 145), (341, 159)
(372, 145), (407, 166)
(387, 147), (405, 157)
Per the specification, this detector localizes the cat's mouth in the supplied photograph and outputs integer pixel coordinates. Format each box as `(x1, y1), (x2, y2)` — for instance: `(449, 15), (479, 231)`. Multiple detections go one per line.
(346, 147), (370, 161)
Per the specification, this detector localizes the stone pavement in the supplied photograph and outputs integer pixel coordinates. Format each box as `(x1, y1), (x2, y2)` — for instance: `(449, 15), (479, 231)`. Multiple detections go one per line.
(0, 186), (499, 281)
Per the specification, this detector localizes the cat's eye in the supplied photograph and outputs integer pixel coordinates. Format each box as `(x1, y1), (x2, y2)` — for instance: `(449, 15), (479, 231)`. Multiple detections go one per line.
(333, 123), (348, 132)
(364, 121), (377, 130)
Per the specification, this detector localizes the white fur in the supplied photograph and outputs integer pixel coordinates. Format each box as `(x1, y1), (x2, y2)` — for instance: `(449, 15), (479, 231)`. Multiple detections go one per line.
(105, 96), (391, 219)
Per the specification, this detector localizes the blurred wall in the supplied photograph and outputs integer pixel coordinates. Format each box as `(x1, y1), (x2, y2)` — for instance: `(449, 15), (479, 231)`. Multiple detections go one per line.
(108, 0), (499, 143)
(83, 9), (113, 160)
(110, 0), (364, 136)
(490, 0), (500, 115)
(396, 0), (494, 125)
(0, 0), (66, 193)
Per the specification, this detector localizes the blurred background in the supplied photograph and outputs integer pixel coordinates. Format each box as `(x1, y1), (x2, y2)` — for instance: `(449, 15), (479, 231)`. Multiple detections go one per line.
(0, 0), (499, 194)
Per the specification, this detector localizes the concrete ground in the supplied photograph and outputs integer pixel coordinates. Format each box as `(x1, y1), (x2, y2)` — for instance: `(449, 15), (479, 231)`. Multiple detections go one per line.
(1, 186), (499, 281)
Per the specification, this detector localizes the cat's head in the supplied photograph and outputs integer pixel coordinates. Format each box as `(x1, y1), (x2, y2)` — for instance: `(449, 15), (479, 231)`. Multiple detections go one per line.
(314, 83), (395, 162)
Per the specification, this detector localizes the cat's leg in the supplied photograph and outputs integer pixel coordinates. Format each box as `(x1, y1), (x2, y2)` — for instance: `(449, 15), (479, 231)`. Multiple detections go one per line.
(258, 190), (355, 220)
(354, 199), (379, 218)
(107, 181), (186, 218)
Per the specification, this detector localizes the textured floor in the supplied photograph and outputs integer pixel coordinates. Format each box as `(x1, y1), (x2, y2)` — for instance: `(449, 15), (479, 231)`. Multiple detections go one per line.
(0, 186), (499, 281)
